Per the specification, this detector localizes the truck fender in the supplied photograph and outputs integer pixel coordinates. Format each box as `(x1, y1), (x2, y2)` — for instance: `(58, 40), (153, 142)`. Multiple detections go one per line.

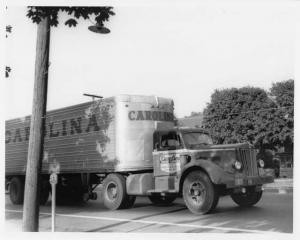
(179, 160), (232, 191)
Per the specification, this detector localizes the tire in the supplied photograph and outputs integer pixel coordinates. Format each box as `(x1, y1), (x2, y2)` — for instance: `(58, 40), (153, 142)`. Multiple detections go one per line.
(182, 170), (219, 214)
(231, 190), (262, 207)
(9, 177), (24, 205)
(121, 195), (136, 209)
(148, 196), (176, 206)
(102, 173), (128, 210)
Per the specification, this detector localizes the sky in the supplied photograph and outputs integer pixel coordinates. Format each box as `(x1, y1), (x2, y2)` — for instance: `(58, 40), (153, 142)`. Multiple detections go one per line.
(4, 0), (297, 119)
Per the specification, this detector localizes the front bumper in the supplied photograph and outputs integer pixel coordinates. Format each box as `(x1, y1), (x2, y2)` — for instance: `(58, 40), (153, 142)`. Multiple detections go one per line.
(224, 168), (274, 189)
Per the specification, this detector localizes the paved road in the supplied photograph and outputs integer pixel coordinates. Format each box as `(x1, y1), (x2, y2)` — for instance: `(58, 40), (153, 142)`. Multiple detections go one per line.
(5, 192), (293, 233)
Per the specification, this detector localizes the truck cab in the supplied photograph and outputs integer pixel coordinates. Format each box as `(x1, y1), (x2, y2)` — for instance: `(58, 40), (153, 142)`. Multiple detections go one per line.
(148, 127), (274, 214)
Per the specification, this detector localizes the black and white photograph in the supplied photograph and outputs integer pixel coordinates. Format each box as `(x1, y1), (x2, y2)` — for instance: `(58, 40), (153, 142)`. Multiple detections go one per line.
(2, 0), (298, 236)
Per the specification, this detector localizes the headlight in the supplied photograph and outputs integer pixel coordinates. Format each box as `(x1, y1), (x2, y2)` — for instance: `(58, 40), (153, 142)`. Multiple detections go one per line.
(234, 161), (242, 170)
(258, 159), (265, 168)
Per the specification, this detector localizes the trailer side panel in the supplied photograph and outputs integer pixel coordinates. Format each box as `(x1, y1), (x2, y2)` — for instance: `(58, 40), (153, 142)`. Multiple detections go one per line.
(5, 98), (116, 175)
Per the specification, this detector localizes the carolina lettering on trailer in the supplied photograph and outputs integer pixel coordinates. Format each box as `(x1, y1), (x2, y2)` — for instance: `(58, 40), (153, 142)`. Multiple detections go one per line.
(128, 111), (173, 122)
(5, 114), (100, 144)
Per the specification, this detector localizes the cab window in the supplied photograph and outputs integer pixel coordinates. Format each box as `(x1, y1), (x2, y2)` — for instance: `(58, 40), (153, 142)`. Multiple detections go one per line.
(154, 131), (182, 151)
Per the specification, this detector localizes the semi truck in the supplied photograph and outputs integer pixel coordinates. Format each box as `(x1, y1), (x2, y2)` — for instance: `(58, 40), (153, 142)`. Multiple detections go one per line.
(5, 94), (274, 214)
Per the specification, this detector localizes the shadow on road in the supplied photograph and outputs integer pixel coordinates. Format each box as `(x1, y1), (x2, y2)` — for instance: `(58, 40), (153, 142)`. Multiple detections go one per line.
(86, 207), (187, 232)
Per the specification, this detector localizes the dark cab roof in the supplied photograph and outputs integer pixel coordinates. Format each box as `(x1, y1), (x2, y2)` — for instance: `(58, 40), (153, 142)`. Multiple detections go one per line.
(155, 127), (210, 135)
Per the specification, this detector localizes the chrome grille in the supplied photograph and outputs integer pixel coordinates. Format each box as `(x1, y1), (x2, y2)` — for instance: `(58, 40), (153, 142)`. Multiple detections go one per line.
(239, 148), (259, 176)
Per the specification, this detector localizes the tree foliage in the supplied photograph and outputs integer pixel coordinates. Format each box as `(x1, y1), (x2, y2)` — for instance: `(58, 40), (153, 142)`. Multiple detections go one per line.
(269, 79), (294, 151)
(26, 7), (115, 27)
(202, 86), (277, 148)
(186, 112), (202, 118)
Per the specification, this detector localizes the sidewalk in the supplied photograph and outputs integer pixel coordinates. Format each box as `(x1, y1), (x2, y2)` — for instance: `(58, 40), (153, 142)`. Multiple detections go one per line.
(264, 178), (293, 194)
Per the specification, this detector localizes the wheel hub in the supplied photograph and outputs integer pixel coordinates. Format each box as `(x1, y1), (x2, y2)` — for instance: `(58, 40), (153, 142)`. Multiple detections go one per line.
(189, 182), (206, 204)
(107, 182), (118, 200)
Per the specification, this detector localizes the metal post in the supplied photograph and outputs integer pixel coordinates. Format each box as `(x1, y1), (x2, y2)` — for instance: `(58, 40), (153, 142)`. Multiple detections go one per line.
(50, 173), (58, 232)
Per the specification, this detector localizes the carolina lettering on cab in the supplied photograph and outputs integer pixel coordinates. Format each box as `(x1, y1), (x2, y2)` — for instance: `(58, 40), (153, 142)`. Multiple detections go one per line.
(128, 111), (174, 121)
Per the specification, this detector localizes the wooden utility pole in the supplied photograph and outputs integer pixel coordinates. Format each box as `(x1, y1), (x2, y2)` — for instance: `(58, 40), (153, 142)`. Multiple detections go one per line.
(22, 16), (50, 232)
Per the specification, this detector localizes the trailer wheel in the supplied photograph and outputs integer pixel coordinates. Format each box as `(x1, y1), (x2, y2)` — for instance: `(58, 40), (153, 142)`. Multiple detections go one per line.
(102, 174), (128, 210)
(9, 177), (24, 205)
(182, 170), (219, 214)
(121, 195), (136, 209)
(231, 190), (262, 207)
(148, 196), (176, 206)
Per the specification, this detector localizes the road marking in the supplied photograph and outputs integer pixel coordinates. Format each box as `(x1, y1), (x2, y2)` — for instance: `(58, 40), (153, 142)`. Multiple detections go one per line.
(6, 209), (279, 234)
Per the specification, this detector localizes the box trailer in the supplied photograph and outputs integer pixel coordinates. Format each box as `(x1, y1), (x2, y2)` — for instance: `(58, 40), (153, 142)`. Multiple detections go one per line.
(5, 94), (274, 214)
(6, 94), (174, 174)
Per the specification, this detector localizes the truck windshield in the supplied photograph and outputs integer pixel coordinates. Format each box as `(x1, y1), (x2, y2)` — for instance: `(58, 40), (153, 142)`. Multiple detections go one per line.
(182, 132), (213, 149)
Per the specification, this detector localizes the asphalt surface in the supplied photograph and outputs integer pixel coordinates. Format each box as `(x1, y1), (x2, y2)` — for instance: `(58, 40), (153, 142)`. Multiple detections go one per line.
(5, 192), (293, 233)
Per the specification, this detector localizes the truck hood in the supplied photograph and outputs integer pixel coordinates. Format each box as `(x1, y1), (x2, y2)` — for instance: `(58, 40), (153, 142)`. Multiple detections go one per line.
(186, 142), (252, 173)
(186, 142), (251, 151)
(209, 142), (251, 150)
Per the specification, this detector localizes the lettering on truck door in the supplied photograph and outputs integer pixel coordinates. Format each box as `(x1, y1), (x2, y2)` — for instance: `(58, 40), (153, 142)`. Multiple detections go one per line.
(153, 131), (185, 176)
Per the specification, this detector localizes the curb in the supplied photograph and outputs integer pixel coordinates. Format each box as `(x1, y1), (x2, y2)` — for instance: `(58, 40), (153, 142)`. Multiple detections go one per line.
(263, 187), (293, 194)
(263, 178), (293, 194)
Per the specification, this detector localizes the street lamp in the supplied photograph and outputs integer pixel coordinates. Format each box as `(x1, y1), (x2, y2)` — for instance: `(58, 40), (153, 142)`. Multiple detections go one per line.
(88, 22), (110, 34)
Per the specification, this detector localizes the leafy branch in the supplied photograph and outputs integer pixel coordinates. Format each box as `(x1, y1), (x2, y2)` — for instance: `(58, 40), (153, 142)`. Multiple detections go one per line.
(26, 7), (115, 27)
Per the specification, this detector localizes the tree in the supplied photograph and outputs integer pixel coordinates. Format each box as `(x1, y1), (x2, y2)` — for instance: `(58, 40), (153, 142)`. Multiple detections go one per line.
(187, 112), (202, 117)
(202, 86), (277, 148)
(202, 81), (294, 154)
(269, 79), (294, 152)
(22, 6), (114, 232)
(26, 7), (114, 27)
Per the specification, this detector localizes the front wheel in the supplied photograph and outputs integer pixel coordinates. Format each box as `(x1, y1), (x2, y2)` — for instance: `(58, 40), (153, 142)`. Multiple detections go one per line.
(231, 190), (262, 207)
(182, 170), (219, 214)
(148, 196), (176, 206)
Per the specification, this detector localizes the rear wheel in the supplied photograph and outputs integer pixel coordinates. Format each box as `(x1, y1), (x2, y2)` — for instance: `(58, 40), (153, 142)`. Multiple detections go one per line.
(231, 190), (262, 207)
(182, 170), (219, 214)
(9, 177), (24, 205)
(148, 196), (176, 206)
(121, 195), (136, 209)
(102, 174), (129, 210)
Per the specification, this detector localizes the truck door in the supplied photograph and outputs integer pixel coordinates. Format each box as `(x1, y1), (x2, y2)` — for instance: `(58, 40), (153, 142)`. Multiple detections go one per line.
(152, 131), (184, 177)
